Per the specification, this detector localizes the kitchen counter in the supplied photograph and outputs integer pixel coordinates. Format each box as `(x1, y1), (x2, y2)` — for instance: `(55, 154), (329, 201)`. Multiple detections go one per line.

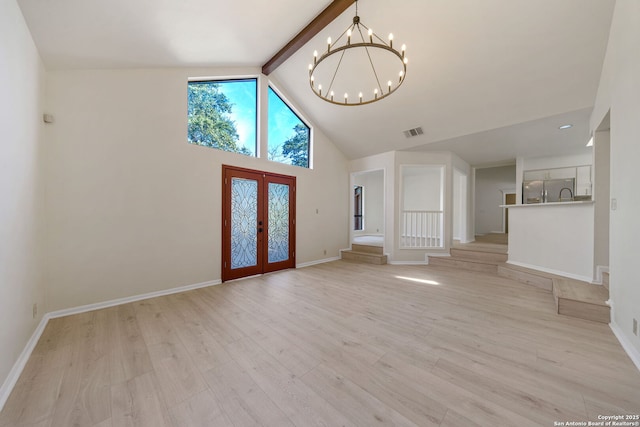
(500, 200), (594, 208)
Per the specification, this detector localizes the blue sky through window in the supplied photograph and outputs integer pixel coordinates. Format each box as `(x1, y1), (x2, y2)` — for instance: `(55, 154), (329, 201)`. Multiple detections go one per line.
(220, 79), (257, 156)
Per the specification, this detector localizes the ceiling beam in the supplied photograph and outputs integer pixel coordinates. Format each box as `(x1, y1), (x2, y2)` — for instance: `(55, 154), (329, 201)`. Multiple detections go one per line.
(262, 0), (355, 75)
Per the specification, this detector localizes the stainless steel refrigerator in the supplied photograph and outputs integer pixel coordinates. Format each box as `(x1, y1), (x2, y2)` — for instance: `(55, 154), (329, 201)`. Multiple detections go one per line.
(523, 178), (575, 203)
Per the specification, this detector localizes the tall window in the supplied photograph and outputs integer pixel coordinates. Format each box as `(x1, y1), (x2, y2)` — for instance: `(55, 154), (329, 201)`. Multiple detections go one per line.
(354, 186), (364, 230)
(187, 79), (257, 156)
(267, 87), (310, 168)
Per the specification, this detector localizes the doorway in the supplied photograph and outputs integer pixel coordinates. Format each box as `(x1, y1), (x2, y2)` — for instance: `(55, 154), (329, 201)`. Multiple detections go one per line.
(504, 193), (516, 233)
(351, 169), (385, 248)
(222, 165), (296, 282)
(474, 165), (516, 236)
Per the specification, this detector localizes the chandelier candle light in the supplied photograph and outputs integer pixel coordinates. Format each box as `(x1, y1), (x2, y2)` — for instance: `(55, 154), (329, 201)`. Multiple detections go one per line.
(308, 0), (408, 106)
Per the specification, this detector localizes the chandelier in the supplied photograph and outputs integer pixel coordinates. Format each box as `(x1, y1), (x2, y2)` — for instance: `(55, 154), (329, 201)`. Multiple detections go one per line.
(308, 0), (407, 106)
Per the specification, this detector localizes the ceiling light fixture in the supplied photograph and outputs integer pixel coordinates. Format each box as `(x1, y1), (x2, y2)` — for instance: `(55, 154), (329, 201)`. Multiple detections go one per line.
(308, 0), (407, 106)
(558, 124), (573, 130)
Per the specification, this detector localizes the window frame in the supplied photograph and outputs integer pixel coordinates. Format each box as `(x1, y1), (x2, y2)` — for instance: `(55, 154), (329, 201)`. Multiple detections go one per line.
(266, 83), (313, 169)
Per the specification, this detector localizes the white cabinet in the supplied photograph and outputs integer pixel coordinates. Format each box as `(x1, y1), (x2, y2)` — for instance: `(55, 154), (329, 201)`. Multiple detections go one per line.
(524, 167), (576, 181)
(576, 165), (592, 196)
(523, 170), (546, 181)
(548, 167), (577, 180)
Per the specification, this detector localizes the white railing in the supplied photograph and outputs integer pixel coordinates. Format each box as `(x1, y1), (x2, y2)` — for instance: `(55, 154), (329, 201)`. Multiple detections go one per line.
(400, 210), (444, 248)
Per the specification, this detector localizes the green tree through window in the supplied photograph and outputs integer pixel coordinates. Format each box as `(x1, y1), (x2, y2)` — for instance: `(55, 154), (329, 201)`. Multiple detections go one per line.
(188, 80), (256, 156)
(282, 123), (310, 167)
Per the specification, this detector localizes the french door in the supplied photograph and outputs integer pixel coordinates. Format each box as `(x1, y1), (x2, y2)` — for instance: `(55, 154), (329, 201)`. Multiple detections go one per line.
(222, 165), (296, 282)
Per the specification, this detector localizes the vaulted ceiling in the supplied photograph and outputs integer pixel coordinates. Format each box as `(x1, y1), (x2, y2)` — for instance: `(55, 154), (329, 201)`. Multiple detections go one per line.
(17, 0), (615, 165)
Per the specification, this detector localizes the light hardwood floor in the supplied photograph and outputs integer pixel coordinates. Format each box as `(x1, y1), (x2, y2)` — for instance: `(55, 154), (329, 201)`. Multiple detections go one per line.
(1, 261), (639, 426)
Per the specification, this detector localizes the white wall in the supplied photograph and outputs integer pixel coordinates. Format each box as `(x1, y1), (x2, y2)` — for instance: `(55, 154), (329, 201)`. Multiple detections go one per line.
(453, 170), (462, 240)
(474, 165), (516, 234)
(0, 0), (46, 403)
(353, 170), (384, 235)
(508, 204), (594, 281)
(593, 129), (610, 273)
(401, 166), (443, 211)
(44, 68), (349, 312)
(452, 154), (474, 243)
(591, 0), (640, 363)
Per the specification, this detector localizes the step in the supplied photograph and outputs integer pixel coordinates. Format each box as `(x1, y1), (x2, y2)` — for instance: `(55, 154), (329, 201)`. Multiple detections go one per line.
(449, 247), (508, 264)
(341, 250), (387, 265)
(553, 278), (610, 323)
(602, 271), (609, 290)
(428, 256), (498, 274)
(351, 243), (383, 255)
(496, 263), (554, 292)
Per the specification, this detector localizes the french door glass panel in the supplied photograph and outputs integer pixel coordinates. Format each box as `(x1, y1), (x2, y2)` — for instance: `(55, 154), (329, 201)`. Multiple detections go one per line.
(268, 182), (289, 263)
(230, 177), (258, 269)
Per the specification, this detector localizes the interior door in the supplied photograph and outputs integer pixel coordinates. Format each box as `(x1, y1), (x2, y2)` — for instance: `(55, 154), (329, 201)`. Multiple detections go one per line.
(505, 193), (516, 233)
(222, 165), (295, 281)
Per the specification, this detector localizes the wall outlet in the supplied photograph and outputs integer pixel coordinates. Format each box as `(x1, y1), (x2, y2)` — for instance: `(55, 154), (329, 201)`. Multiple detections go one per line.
(32, 303), (37, 319)
(634, 318), (638, 336)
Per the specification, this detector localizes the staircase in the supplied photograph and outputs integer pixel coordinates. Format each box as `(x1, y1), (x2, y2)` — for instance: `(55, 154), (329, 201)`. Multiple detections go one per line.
(428, 245), (610, 324)
(341, 244), (387, 265)
(428, 247), (507, 274)
(553, 278), (610, 323)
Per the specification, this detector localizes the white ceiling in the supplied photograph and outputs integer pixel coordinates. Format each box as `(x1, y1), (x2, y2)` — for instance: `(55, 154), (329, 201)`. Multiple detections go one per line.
(17, 0), (615, 165)
(407, 108), (593, 166)
(17, 0), (332, 69)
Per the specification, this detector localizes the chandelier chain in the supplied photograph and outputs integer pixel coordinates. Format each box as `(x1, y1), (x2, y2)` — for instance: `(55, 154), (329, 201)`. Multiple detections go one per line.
(356, 25), (384, 94)
(326, 49), (346, 96)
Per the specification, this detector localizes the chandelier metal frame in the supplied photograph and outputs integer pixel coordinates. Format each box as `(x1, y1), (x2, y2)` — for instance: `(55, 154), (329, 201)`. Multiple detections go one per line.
(308, 0), (407, 106)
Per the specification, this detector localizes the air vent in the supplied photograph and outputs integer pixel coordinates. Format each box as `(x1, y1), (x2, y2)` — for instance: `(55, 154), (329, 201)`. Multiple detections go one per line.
(403, 127), (424, 138)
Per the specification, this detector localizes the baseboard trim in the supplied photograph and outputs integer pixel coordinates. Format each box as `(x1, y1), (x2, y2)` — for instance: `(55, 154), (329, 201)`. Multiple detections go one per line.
(0, 278), (221, 412)
(610, 321), (640, 372)
(505, 260), (593, 283)
(0, 314), (50, 412)
(388, 260), (428, 265)
(297, 257), (340, 268)
(48, 279), (221, 319)
(594, 265), (610, 285)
